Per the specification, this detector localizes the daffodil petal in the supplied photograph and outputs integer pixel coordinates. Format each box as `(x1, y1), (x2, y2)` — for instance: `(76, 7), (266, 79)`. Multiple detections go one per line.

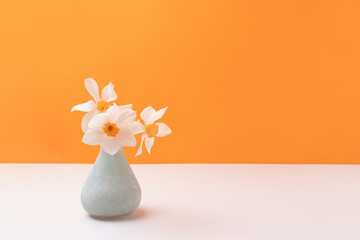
(111, 103), (132, 112)
(156, 122), (172, 137)
(114, 109), (136, 126)
(81, 111), (97, 132)
(71, 100), (95, 112)
(101, 82), (117, 102)
(140, 106), (156, 125)
(116, 127), (137, 147)
(101, 137), (121, 155)
(82, 129), (105, 145)
(106, 105), (121, 122)
(85, 78), (100, 102)
(88, 113), (108, 129)
(118, 104), (132, 110)
(129, 120), (145, 135)
(135, 134), (146, 157)
(148, 107), (168, 124)
(145, 136), (155, 154)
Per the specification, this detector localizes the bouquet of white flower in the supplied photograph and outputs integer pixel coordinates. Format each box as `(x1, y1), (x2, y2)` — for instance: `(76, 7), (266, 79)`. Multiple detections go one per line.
(72, 78), (172, 156)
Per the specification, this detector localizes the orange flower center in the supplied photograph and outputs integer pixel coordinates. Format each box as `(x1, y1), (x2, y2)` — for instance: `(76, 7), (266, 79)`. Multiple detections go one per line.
(145, 124), (158, 138)
(103, 122), (119, 137)
(97, 100), (110, 112)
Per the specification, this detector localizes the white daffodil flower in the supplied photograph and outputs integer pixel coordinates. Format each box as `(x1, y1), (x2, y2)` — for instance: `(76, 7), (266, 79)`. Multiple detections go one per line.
(135, 106), (172, 157)
(82, 105), (143, 155)
(71, 78), (131, 132)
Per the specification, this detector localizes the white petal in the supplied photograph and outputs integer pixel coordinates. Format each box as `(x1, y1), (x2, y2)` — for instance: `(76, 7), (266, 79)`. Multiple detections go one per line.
(118, 104), (132, 110)
(145, 136), (155, 154)
(88, 113), (108, 129)
(140, 106), (156, 125)
(135, 134), (146, 157)
(71, 100), (95, 112)
(116, 127), (137, 147)
(148, 107), (168, 124)
(85, 78), (100, 102)
(81, 111), (97, 132)
(106, 105), (122, 122)
(114, 109), (136, 126)
(128, 120), (145, 135)
(101, 137), (121, 155)
(156, 122), (172, 137)
(112, 103), (132, 110)
(101, 82), (117, 102)
(82, 129), (105, 145)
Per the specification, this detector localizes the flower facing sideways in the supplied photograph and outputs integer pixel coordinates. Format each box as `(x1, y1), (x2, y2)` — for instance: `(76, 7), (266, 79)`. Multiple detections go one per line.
(82, 105), (142, 155)
(135, 106), (172, 157)
(71, 78), (131, 132)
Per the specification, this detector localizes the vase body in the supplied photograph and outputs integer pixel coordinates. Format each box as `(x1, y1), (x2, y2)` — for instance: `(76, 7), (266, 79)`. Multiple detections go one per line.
(81, 147), (141, 217)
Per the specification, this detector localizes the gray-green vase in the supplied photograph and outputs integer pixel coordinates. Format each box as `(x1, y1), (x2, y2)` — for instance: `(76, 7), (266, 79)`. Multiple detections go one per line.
(81, 147), (141, 218)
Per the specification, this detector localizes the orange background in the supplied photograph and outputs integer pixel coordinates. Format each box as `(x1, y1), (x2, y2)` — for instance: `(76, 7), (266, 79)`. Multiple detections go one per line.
(0, 0), (360, 164)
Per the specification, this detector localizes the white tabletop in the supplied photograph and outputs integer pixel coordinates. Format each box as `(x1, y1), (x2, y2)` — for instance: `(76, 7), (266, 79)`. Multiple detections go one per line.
(1, 164), (360, 240)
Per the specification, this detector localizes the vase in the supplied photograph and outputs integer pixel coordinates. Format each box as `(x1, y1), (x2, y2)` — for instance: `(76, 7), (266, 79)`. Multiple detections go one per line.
(81, 147), (141, 218)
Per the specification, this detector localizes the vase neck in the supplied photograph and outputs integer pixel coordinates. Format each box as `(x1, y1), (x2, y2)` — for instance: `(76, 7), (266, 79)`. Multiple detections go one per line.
(97, 147), (129, 165)
(100, 146), (124, 157)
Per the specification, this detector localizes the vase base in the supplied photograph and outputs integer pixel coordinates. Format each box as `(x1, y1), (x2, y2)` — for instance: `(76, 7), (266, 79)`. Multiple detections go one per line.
(88, 211), (135, 220)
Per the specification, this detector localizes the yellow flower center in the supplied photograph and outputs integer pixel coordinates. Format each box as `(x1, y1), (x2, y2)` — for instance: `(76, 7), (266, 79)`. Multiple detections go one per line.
(97, 100), (110, 112)
(103, 122), (119, 137)
(145, 124), (158, 138)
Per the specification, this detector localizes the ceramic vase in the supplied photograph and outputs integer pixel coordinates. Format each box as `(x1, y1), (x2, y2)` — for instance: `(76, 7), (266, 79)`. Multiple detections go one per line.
(81, 147), (141, 218)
